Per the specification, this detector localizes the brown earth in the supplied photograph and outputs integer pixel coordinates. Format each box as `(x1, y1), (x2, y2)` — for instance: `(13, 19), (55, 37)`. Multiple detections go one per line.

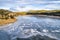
(0, 18), (16, 26)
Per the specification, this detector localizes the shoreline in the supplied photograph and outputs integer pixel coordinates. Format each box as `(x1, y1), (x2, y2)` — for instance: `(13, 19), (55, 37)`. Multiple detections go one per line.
(23, 15), (60, 18)
(35, 15), (60, 19)
(0, 18), (16, 26)
(0, 15), (60, 26)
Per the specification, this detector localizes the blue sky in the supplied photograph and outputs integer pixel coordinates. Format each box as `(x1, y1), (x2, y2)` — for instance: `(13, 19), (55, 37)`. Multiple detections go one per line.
(0, 0), (60, 11)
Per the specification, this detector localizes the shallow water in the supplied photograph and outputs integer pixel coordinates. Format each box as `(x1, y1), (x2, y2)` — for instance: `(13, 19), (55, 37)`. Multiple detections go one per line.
(0, 16), (60, 40)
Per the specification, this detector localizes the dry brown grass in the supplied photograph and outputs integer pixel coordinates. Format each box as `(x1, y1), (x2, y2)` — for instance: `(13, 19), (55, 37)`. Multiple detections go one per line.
(0, 18), (16, 26)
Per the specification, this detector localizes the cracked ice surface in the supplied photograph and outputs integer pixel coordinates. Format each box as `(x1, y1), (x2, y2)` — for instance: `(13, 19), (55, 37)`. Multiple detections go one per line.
(0, 16), (60, 40)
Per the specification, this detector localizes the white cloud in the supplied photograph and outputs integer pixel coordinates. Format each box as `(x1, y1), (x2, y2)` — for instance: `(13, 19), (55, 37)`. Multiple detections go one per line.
(44, 4), (60, 10)
(15, 0), (60, 4)
(0, 0), (60, 11)
(0, 7), (10, 10)
(9, 4), (60, 12)
(10, 5), (38, 12)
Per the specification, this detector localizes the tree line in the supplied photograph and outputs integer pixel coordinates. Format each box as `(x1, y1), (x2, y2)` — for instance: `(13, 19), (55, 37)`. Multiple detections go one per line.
(0, 9), (14, 19)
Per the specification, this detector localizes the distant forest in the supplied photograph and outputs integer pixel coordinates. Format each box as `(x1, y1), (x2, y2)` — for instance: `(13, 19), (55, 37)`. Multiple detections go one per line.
(27, 10), (60, 16)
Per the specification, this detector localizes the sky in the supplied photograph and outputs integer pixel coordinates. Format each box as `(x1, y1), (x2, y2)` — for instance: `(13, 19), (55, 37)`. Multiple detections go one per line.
(0, 0), (60, 11)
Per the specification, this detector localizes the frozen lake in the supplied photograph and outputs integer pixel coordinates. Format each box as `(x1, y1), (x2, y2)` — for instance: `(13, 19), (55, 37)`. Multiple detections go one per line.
(0, 15), (60, 40)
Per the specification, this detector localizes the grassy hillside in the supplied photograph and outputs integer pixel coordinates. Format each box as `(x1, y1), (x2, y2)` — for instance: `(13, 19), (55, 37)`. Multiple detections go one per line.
(28, 10), (60, 13)
(27, 10), (60, 16)
(0, 9), (14, 19)
(0, 9), (16, 26)
(14, 12), (27, 16)
(0, 9), (60, 17)
(0, 9), (60, 25)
